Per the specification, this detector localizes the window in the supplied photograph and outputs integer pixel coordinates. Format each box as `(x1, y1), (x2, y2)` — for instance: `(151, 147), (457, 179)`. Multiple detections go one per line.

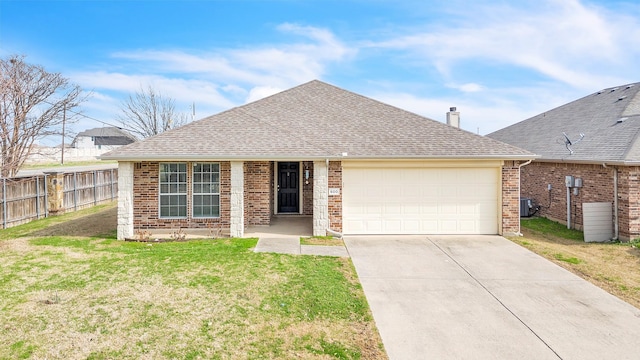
(159, 163), (187, 218)
(193, 163), (220, 217)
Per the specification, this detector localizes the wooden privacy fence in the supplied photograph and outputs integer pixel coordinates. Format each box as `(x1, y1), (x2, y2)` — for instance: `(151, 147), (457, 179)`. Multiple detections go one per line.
(0, 168), (118, 229)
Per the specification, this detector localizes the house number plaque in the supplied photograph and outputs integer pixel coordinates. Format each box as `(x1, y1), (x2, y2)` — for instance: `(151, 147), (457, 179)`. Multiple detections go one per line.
(328, 188), (340, 196)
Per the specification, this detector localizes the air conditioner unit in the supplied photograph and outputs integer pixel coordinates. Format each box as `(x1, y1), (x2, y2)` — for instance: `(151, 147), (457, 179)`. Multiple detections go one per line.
(520, 198), (533, 217)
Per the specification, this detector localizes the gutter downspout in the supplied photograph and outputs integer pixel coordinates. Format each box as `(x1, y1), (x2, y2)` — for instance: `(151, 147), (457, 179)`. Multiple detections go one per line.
(604, 163), (619, 241)
(516, 159), (534, 236)
(567, 183), (571, 230)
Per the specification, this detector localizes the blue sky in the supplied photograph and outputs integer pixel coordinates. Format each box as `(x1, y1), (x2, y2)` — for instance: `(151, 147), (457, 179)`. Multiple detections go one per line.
(2, 0), (640, 145)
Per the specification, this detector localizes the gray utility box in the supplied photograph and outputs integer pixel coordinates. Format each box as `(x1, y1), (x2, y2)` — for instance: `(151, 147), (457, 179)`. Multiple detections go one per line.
(520, 198), (533, 217)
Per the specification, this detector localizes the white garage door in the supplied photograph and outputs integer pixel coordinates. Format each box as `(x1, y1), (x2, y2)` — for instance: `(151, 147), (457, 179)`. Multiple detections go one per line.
(342, 166), (499, 234)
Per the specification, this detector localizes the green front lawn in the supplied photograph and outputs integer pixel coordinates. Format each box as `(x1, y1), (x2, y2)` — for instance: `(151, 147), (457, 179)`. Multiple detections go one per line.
(0, 210), (385, 359)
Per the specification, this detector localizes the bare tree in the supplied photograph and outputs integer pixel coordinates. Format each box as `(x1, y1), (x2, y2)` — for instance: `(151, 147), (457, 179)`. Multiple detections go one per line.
(0, 55), (83, 177)
(118, 85), (188, 139)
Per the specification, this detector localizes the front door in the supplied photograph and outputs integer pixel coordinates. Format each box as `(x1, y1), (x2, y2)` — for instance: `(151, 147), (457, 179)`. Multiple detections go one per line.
(277, 162), (299, 213)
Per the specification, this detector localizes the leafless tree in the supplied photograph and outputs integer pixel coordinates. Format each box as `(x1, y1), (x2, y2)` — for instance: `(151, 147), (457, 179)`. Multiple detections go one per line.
(0, 55), (83, 178)
(118, 85), (188, 139)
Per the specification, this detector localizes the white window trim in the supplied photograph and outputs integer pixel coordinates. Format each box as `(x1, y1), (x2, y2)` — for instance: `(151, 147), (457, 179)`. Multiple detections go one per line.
(158, 162), (188, 219)
(192, 162), (221, 219)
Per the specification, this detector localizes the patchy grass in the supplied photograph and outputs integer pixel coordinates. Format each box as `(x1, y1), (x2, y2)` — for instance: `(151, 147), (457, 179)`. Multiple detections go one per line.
(0, 202), (117, 240)
(0, 210), (386, 359)
(521, 217), (584, 241)
(553, 253), (582, 264)
(513, 217), (640, 309)
(301, 236), (344, 246)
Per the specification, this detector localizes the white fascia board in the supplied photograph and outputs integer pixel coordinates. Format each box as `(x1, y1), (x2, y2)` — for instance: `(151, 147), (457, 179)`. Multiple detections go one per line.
(100, 154), (539, 162)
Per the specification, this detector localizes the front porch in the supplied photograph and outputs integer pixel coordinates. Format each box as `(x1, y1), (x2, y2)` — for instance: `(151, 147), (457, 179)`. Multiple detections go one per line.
(230, 160), (337, 238)
(245, 215), (313, 238)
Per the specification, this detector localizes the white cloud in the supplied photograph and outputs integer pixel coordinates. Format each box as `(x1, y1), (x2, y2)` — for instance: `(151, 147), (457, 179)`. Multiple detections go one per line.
(369, 0), (640, 91)
(245, 86), (284, 103)
(109, 23), (353, 89)
(368, 82), (574, 135)
(447, 82), (484, 93)
(71, 71), (236, 110)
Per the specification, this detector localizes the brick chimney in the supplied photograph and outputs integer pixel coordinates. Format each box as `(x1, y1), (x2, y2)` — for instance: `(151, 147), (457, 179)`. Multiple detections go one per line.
(446, 107), (460, 128)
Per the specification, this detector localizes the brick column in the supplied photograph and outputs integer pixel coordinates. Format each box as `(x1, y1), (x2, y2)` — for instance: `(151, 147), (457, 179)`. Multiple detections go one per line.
(501, 161), (521, 236)
(313, 160), (328, 236)
(230, 161), (245, 238)
(44, 171), (65, 215)
(117, 162), (134, 240)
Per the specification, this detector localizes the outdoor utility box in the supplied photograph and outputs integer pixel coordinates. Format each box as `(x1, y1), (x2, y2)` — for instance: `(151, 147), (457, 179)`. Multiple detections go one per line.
(574, 178), (583, 188)
(565, 175), (575, 188)
(520, 198), (533, 217)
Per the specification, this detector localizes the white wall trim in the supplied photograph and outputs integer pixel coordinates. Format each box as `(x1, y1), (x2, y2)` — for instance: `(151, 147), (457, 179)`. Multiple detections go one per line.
(313, 160), (329, 236)
(117, 161), (134, 240)
(230, 161), (245, 237)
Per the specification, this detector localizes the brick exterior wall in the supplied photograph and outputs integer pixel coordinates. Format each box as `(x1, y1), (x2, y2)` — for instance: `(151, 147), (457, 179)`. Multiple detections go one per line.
(302, 161), (314, 215)
(132, 161), (231, 232)
(244, 161), (271, 226)
(501, 161), (521, 235)
(618, 166), (640, 240)
(519, 161), (639, 238)
(328, 161), (342, 232)
(521, 162), (614, 230)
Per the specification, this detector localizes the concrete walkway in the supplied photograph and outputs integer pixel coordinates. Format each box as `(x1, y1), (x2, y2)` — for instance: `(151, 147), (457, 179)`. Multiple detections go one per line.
(248, 216), (349, 257)
(345, 235), (640, 360)
(253, 237), (349, 257)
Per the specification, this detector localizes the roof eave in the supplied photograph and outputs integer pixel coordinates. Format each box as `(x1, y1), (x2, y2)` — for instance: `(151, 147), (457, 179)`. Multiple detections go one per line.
(100, 154), (539, 162)
(534, 158), (640, 166)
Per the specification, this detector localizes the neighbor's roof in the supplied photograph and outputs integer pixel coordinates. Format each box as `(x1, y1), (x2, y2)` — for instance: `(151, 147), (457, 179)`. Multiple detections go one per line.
(488, 82), (640, 164)
(101, 80), (534, 161)
(77, 126), (136, 139)
(76, 127), (137, 146)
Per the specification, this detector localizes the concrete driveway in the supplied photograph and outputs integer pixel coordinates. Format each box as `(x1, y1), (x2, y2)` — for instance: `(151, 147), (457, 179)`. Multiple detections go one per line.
(344, 235), (640, 360)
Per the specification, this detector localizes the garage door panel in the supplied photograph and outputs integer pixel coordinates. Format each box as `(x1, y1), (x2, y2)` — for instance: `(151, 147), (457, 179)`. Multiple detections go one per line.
(343, 167), (499, 234)
(403, 204), (420, 214)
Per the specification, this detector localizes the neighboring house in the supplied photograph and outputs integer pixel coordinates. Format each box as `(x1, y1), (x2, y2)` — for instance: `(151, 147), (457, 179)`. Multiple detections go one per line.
(73, 127), (136, 150)
(101, 80), (535, 240)
(488, 82), (640, 241)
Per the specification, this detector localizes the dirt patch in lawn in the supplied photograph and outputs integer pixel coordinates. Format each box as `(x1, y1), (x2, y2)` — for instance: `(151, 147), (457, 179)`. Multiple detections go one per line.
(511, 228), (640, 309)
(300, 236), (344, 246)
(30, 206), (117, 238)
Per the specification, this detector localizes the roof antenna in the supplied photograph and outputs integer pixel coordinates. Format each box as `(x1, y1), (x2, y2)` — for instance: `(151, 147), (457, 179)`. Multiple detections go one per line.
(563, 132), (585, 155)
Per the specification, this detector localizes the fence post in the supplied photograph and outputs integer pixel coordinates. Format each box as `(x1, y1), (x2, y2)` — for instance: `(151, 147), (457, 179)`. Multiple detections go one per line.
(73, 172), (78, 211)
(2, 178), (6, 229)
(36, 176), (40, 219)
(44, 171), (65, 216)
(110, 169), (115, 200)
(93, 170), (97, 205)
(44, 174), (49, 218)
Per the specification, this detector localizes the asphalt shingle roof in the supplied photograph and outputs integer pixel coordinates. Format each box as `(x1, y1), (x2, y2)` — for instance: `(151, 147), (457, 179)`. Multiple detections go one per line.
(102, 80), (534, 161)
(74, 127), (137, 146)
(488, 82), (640, 163)
(77, 127), (136, 139)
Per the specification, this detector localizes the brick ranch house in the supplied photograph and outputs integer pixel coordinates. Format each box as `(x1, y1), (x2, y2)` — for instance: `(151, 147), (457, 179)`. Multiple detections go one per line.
(102, 80), (535, 240)
(489, 82), (640, 241)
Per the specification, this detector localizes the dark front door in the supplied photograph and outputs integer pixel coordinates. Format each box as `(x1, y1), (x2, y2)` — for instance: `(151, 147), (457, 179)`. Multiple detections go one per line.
(278, 162), (299, 213)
